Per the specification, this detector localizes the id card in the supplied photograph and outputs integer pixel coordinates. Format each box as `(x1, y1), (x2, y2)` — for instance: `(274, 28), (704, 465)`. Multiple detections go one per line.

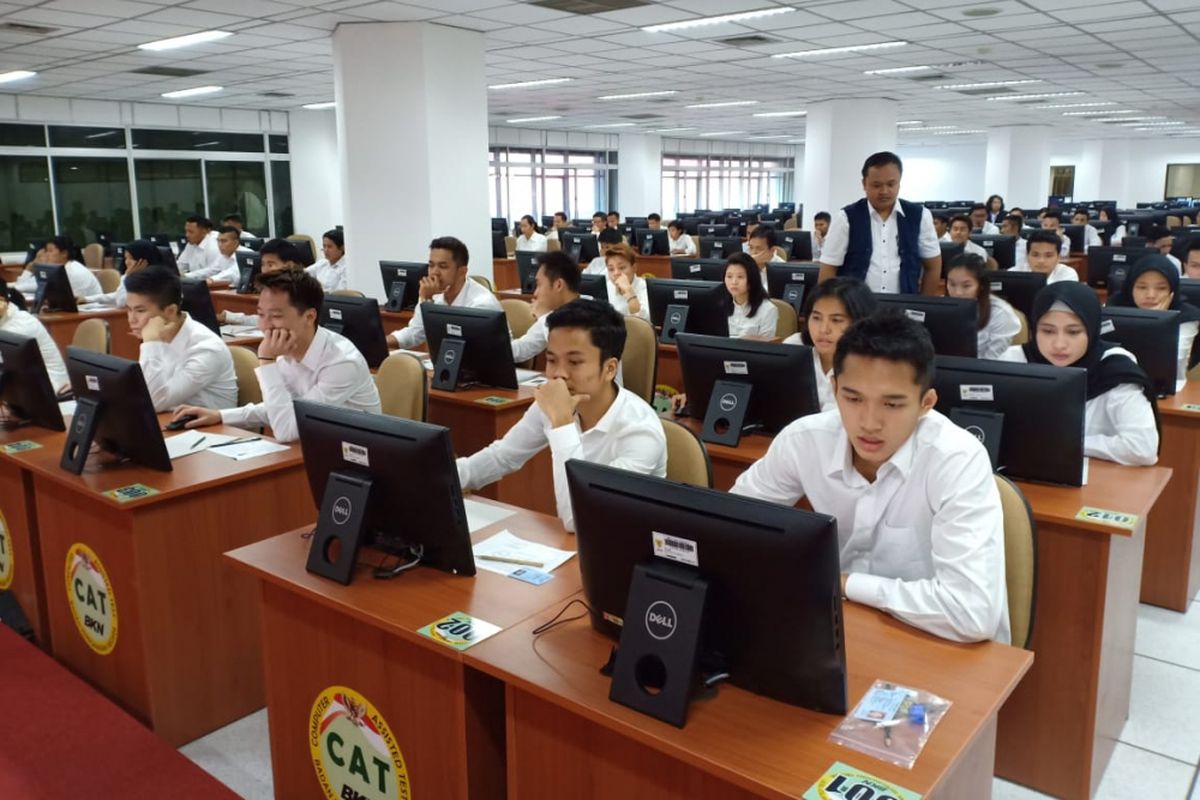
(509, 567), (553, 585)
(851, 683), (914, 723)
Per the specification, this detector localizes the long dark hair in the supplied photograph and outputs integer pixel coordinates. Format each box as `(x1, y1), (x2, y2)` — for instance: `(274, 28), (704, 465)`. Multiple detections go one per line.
(986, 194), (1005, 218)
(945, 253), (992, 330)
(718, 253), (766, 317)
(520, 214), (542, 235)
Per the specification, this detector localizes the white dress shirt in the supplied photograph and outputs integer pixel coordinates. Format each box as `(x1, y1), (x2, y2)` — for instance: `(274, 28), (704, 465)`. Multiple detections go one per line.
(515, 232), (548, 253)
(730, 409), (1011, 643)
(1009, 262), (1078, 284)
(391, 276), (502, 350)
(139, 314), (237, 412)
(0, 303), (68, 392)
(1014, 236), (1070, 267)
(1110, 225), (1127, 246)
(511, 313), (548, 363)
(1081, 224), (1103, 253)
(177, 233), (222, 277)
(820, 203), (941, 294)
(812, 233), (824, 261)
(456, 386), (666, 532)
(14, 260), (102, 299)
(780, 338), (837, 412)
(975, 220), (1000, 235)
(84, 276), (127, 309)
(978, 295), (1022, 360)
(669, 233), (697, 257)
(306, 256), (348, 292)
(1166, 253), (1183, 275)
(962, 239), (990, 261)
(209, 249), (252, 287)
(728, 298), (778, 338)
(220, 326), (380, 442)
(584, 256), (607, 275)
(606, 275), (649, 321)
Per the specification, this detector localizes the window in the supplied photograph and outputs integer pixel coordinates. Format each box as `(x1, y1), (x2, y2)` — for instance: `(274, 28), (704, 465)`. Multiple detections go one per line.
(0, 156), (53, 252)
(131, 129), (264, 153)
(269, 135), (289, 155)
(52, 157), (134, 244)
(206, 161), (268, 235)
(661, 152), (793, 219)
(1050, 166), (1075, 200)
(0, 123), (46, 147)
(271, 161), (294, 237)
(1165, 164), (1200, 200)
(49, 126), (126, 149)
(135, 160), (205, 237)
(489, 147), (614, 223)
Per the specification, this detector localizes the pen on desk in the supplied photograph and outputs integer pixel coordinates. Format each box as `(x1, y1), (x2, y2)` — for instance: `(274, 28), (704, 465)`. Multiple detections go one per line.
(208, 436), (261, 448)
(189, 435), (207, 450)
(478, 554), (545, 568)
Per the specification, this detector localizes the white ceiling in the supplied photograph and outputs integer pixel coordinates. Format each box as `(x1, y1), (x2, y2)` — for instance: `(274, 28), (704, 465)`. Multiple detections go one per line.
(0, 0), (1198, 145)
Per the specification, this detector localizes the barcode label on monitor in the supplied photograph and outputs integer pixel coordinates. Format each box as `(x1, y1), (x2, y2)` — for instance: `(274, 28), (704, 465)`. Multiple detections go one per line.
(904, 309), (926, 322)
(341, 441), (369, 467)
(673, 290), (689, 300)
(447, 323), (462, 337)
(960, 384), (994, 402)
(1100, 319), (1115, 335)
(723, 360), (749, 375)
(652, 532), (699, 567)
(86, 375), (100, 391)
(689, 264), (701, 273)
(329, 308), (342, 320)
(791, 273), (805, 281)
(990, 282), (1003, 291)
(1114, 254), (1126, 263)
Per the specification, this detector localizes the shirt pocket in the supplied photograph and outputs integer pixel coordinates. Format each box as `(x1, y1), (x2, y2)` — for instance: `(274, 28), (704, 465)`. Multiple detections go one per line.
(870, 523), (931, 582)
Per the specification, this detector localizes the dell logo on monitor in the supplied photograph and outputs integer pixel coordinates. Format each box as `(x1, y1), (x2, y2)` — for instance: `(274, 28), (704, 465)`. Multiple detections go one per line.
(645, 600), (677, 641)
(331, 496), (353, 526)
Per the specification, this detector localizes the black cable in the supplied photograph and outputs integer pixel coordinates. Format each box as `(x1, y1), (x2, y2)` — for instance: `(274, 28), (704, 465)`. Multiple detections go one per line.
(532, 598), (595, 636)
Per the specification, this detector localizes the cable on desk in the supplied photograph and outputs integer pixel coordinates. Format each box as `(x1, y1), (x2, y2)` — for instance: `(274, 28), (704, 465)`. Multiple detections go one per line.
(532, 598), (596, 636)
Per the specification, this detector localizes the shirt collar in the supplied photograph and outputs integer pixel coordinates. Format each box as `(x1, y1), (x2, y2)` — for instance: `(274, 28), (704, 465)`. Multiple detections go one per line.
(583, 386), (625, 435)
(826, 411), (923, 483)
(294, 325), (329, 369)
(868, 202), (903, 223)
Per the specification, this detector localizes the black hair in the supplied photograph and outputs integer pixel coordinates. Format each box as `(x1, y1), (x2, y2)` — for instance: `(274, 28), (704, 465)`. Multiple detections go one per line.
(1099, 207), (1120, 224)
(255, 268), (324, 328)
(667, 219), (684, 232)
(185, 215), (213, 230)
(553, 211), (568, 221)
(124, 263), (182, 310)
(322, 228), (344, 250)
(592, 212), (606, 221)
(648, 213), (661, 222)
(861, 151), (903, 178)
(986, 194), (1004, 212)
(217, 225), (240, 238)
(748, 225), (776, 246)
(949, 214), (972, 232)
(833, 311), (935, 393)
(538, 251), (582, 293)
(814, 211), (832, 223)
(260, 237), (303, 265)
(1071, 207), (1090, 220)
(46, 235), (81, 263)
(546, 297), (627, 365)
(222, 213), (243, 225)
(1043, 207), (1062, 223)
(1026, 229), (1062, 252)
(933, 213), (950, 226)
(718, 253), (766, 317)
(607, 210), (619, 218)
(970, 203), (987, 214)
(1145, 225), (1172, 242)
(999, 214), (1022, 229)
(800, 277), (877, 347)
(429, 236), (469, 267)
(598, 228), (623, 246)
(1009, 207), (1025, 218)
(125, 239), (162, 265)
(1187, 239), (1200, 256)
(520, 214), (540, 234)
(945, 253), (992, 330)
(0, 276), (27, 311)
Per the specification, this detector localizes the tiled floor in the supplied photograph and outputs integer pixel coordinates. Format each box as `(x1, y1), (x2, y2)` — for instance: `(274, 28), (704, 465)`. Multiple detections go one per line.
(182, 600), (1200, 799)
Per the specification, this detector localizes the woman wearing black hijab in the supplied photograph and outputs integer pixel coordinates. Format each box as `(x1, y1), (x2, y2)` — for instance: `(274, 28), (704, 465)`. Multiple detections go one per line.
(1107, 253), (1200, 391)
(1000, 281), (1159, 465)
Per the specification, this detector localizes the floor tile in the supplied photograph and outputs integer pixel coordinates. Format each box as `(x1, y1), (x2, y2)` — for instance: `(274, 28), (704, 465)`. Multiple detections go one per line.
(1136, 601), (1200, 671)
(179, 708), (273, 800)
(1118, 656), (1200, 764)
(1095, 743), (1194, 800)
(992, 777), (1053, 799)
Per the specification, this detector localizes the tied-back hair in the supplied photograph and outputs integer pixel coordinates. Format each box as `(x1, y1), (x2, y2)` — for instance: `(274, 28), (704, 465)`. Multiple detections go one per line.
(718, 253), (766, 317)
(520, 214), (542, 235)
(800, 277), (878, 347)
(946, 253), (992, 330)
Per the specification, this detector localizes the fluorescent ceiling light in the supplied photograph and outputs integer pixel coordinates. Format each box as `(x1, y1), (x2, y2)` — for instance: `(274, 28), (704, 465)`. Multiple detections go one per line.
(643, 8), (794, 33)
(1038, 102), (1115, 109)
(1096, 116), (1164, 123)
(1124, 121), (1184, 127)
(753, 110), (806, 118)
(139, 30), (232, 51)
(161, 85), (223, 99)
(488, 78), (572, 90)
(650, 127), (697, 133)
(598, 90), (677, 100)
(302, 102), (336, 110)
(686, 100), (758, 109)
(698, 131), (746, 137)
(748, 134), (790, 139)
(896, 120), (923, 125)
(934, 79), (1041, 90)
(774, 41), (907, 59)
(987, 92), (1084, 101)
(0, 70), (36, 84)
(863, 65), (932, 75)
(85, 130), (120, 139)
(932, 130), (985, 135)
(506, 115), (561, 123)
(584, 122), (637, 128)
(899, 125), (957, 131)
(1063, 109), (1134, 116)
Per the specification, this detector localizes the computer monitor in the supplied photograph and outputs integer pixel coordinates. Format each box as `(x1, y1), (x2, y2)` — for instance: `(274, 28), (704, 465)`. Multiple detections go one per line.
(566, 460), (847, 716)
(30, 263), (77, 314)
(422, 305), (518, 391)
(180, 278), (221, 335)
(243, 237), (265, 252)
(874, 296), (978, 357)
(112, 243), (128, 272)
(1099, 307), (1180, 397)
(765, 263), (820, 299)
(294, 400), (475, 581)
(970, 234), (1017, 270)
(515, 251), (543, 294)
(379, 260), (428, 312)
(22, 239), (47, 265)
(579, 274), (608, 301)
(1179, 278), (1200, 308)
(95, 232), (113, 254)
(1086, 246), (1153, 288)
(676, 333), (821, 436)
(490, 217), (507, 233)
(1171, 230), (1200, 262)
(1121, 235), (1147, 250)
(562, 232), (600, 264)
(491, 231), (507, 260)
(146, 233), (171, 248)
(698, 223), (730, 238)
(235, 251), (262, 294)
(1062, 224), (1088, 253)
(320, 295), (390, 370)
(985, 270), (1046, 320)
(60, 348), (172, 474)
(669, 257), (727, 282)
(646, 279), (729, 342)
(624, 216), (648, 232)
(174, 235), (188, 256)
(774, 230), (813, 261)
(933, 356), (1087, 485)
(0, 331), (65, 431)
(698, 236), (744, 260)
(635, 228), (670, 256)
(540, 215), (554, 230)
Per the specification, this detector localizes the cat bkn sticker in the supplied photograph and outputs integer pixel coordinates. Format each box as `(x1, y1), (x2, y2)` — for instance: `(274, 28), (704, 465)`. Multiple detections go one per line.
(310, 686), (411, 800)
(65, 543), (118, 655)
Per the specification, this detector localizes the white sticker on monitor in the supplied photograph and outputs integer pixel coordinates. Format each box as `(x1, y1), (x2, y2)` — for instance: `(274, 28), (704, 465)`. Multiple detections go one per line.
(1113, 253), (1126, 263)
(85, 375), (99, 391)
(341, 441), (369, 467)
(723, 360), (748, 375)
(652, 532), (699, 567)
(960, 384), (994, 401)
(791, 273), (805, 281)
(673, 290), (689, 300)
(446, 323), (462, 337)
(329, 308), (343, 320)
(904, 309), (926, 322)
(1100, 319), (1116, 335)
(990, 282), (1003, 291)
(689, 264), (701, 273)
(396, 268), (407, 276)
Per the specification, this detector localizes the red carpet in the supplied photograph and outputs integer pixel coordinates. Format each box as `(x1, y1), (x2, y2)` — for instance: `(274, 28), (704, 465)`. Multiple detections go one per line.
(0, 625), (239, 799)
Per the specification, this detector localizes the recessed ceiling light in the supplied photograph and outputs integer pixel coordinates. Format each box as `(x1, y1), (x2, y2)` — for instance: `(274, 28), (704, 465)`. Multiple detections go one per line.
(1039, 102), (1116, 109)
(488, 78), (572, 90)
(899, 125), (958, 131)
(896, 120), (924, 125)
(987, 92), (1085, 101)
(863, 65), (933, 75)
(962, 7), (1001, 17)
(139, 30), (232, 51)
(774, 41), (907, 58)
(161, 85), (223, 99)
(597, 90), (678, 100)
(934, 79), (1041, 90)
(650, 127), (697, 133)
(1063, 109), (1134, 116)
(686, 100), (758, 109)
(1096, 116), (1164, 123)
(932, 129), (986, 135)
(748, 134), (790, 139)
(506, 115), (562, 123)
(584, 122), (638, 128)
(0, 70), (36, 84)
(1123, 121), (1183, 127)
(698, 131), (746, 137)
(643, 7), (794, 33)
(302, 102), (336, 110)
(752, 110), (806, 118)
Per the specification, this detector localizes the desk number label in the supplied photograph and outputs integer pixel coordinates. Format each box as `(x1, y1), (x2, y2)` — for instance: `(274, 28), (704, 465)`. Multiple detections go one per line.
(1181, 404), (1200, 413)
(1076, 506), (1138, 529)
(417, 611), (501, 651)
(0, 439), (42, 455)
(476, 395), (511, 406)
(309, 686), (411, 800)
(102, 483), (160, 503)
(803, 762), (922, 800)
(65, 542), (118, 655)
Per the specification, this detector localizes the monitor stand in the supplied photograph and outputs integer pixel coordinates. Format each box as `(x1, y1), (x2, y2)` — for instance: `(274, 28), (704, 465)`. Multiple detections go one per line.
(385, 280), (407, 312)
(305, 471), (373, 585)
(659, 304), (689, 344)
(60, 397), (102, 475)
(700, 380), (760, 447)
(782, 282), (806, 318)
(432, 337), (466, 391)
(949, 407), (1004, 472)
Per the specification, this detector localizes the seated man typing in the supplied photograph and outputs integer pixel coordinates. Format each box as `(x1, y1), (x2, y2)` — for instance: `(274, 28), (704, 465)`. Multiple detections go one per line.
(457, 298), (666, 532)
(173, 269), (380, 442)
(730, 312), (1010, 643)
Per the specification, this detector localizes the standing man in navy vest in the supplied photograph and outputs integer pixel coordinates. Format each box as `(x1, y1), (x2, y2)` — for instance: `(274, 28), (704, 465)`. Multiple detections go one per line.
(817, 152), (942, 295)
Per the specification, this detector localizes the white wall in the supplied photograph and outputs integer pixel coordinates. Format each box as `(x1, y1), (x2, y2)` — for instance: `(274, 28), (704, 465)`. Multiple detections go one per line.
(0, 92), (287, 132)
(894, 143), (987, 204)
(287, 109), (341, 239)
(616, 133), (661, 218)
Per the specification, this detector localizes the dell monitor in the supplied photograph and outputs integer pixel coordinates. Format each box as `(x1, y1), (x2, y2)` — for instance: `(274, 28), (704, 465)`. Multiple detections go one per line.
(635, 228), (670, 256)
(146, 233), (171, 248)
(646, 279), (729, 343)
(422, 305), (518, 391)
(698, 223), (730, 238)
(515, 251), (543, 294)
(562, 232), (600, 264)
(566, 460), (847, 719)
(295, 400), (475, 582)
(1062, 224), (1087, 253)
(180, 278), (221, 335)
(235, 251), (262, 294)
(491, 231), (507, 260)
(1179, 278), (1200, 308)
(1099, 306), (1180, 397)
(0, 331), (66, 431)
(490, 217), (507, 233)
(320, 295), (390, 370)
(579, 274), (608, 301)
(970, 234), (1017, 270)
(699, 236), (744, 260)
(30, 263), (77, 314)
(670, 257), (727, 283)
(985, 270), (1046, 321)
(379, 260), (428, 312)
(774, 230), (813, 262)
(939, 241), (965, 277)
(1086, 246), (1153, 289)
(874, 295), (978, 358)
(765, 263), (820, 317)
(60, 348), (171, 474)
(933, 355), (1086, 486)
(243, 237), (265, 252)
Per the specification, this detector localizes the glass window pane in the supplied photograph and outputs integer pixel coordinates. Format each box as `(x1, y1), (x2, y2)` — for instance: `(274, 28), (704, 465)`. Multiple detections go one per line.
(48, 126), (126, 148)
(52, 157), (134, 245)
(134, 159), (204, 238)
(131, 129), (265, 153)
(271, 161), (293, 237)
(269, 135), (289, 154)
(0, 156), (53, 251)
(206, 161), (269, 234)
(0, 123), (46, 147)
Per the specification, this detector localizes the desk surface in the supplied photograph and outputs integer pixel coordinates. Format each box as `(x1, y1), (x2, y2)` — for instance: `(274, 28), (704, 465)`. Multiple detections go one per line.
(1158, 380), (1200, 418)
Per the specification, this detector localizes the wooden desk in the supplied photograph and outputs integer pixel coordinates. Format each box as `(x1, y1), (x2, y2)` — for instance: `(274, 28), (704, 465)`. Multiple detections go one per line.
(1065, 253), (1087, 282)
(998, 462), (1172, 798)
(225, 502), (584, 800)
(468, 595), (1032, 798)
(1141, 384), (1200, 609)
(14, 421), (315, 746)
(40, 308), (136, 360)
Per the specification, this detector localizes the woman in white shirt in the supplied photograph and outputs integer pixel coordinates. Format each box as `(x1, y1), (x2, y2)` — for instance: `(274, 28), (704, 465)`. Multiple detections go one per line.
(304, 228), (348, 292)
(603, 242), (648, 321)
(1099, 208), (1125, 246)
(945, 253), (1022, 360)
(782, 277), (878, 411)
(667, 220), (697, 257)
(718, 253), (778, 338)
(1106, 254), (1200, 392)
(1003, 282), (1159, 466)
(0, 277), (69, 393)
(515, 215), (548, 253)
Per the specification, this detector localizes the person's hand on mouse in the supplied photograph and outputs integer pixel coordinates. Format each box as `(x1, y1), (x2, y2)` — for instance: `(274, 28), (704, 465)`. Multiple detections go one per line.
(170, 405), (220, 429)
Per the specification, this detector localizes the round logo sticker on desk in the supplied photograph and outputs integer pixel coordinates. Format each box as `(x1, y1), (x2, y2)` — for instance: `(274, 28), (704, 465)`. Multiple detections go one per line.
(310, 686), (411, 800)
(64, 542), (118, 655)
(0, 509), (13, 591)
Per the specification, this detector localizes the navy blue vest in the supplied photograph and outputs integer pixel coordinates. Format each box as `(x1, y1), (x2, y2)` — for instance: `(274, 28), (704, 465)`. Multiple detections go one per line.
(840, 197), (926, 294)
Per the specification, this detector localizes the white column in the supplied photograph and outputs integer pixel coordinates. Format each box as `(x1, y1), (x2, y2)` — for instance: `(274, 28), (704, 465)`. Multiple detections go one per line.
(287, 109), (342, 240)
(616, 133), (662, 217)
(985, 126), (1051, 210)
(332, 22), (491, 292)
(802, 98), (897, 219)
(1095, 139), (1132, 206)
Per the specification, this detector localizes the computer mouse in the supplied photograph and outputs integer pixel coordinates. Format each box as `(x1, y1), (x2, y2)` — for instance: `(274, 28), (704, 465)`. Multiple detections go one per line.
(165, 414), (198, 432)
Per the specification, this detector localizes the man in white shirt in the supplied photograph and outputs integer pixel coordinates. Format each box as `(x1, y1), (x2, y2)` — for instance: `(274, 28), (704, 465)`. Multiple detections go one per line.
(933, 213), (950, 242)
(647, 213), (663, 231)
(221, 213), (258, 242)
(1014, 213), (1071, 267)
(586, 229), (623, 274)
(1147, 226), (1183, 274)
(14, 235), (102, 301)
(969, 204), (999, 235)
(217, 239), (306, 326)
(812, 211), (831, 260)
(590, 212), (607, 237)
(177, 216), (222, 277)
(512, 251), (582, 364)
(207, 226), (253, 287)
(125, 265), (237, 412)
(948, 215), (997, 269)
(0, 276), (69, 393)
(1011, 229), (1079, 283)
(747, 226), (784, 289)
(667, 220), (697, 257)
(546, 212), (568, 242)
(457, 298), (666, 532)
(1071, 209), (1103, 252)
(818, 152), (943, 296)
(81, 239), (161, 308)
(731, 312), (1010, 643)
(305, 228), (348, 292)
(172, 269), (380, 442)
(1185, 240), (1200, 280)
(606, 210), (621, 232)
(515, 215), (548, 253)
(387, 236), (502, 350)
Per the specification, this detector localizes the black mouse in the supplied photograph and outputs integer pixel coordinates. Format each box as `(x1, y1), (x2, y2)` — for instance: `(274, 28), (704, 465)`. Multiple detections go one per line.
(165, 414), (198, 432)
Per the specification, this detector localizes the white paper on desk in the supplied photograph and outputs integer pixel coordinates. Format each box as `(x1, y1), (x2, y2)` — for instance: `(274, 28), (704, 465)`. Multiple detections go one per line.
(58, 400), (76, 418)
(77, 302), (107, 312)
(221, 325), (263, 339)
(164, 430), (235, 460)
(206, 439), (290, 461)
(517, 369), (547, 386)
(472, 530), (575, 577)
(463, 497), (517, 533)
